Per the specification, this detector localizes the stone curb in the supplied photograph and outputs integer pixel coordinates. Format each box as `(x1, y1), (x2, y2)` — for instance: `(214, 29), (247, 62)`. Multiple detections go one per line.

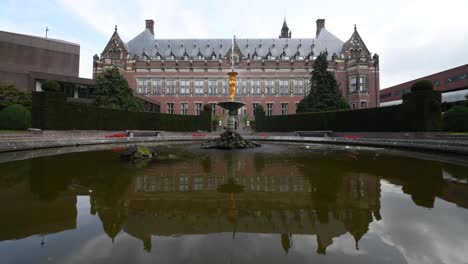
(0, 135), (467, 156)
(245, 136), (468, 155)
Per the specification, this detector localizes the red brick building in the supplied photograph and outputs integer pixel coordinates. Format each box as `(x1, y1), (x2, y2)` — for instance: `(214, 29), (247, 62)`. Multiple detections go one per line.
(380, 64), (468, 106)
(94, 19), (380, 117)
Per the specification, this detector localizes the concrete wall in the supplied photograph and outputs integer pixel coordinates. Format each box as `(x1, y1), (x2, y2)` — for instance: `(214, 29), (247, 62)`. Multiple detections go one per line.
(0, 30), (80, 92)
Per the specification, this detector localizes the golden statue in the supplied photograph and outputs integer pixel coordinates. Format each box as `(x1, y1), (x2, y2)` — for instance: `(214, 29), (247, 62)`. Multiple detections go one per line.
(228, 71), (238, 101)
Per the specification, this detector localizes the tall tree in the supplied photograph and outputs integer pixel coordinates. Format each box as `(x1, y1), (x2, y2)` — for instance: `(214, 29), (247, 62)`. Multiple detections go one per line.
(95, 68), (143, 111)
(297, 52), (349, 113)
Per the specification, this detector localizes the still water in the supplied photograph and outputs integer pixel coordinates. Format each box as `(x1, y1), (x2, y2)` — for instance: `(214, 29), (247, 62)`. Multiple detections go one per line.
(0, 143), (467, 264)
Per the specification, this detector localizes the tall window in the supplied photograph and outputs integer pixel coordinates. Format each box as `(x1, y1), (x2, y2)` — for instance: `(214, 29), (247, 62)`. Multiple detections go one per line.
(359, 76), (367, 91)
(166, 80), (176, 95)
(209, 80), (217, 95)
(181, 103), (188, 115)
(251, 80), (261, 95)
(194, 80), (204, 95)
(137, 79), (145, 94)
(279, 80), (289, 95)
(240, 80), (248, 95)
(281, 103), (288, 115)
(292, 80), (304, 95)
(221, 80), (227, 95)
(180, 80), (190, 95)
(152, 79), (162, 94)
(266, 103), (273, 116)
(252, 103), (259, 116)
(265, 80), (275, 95)
(195, 103), (202, 115)
(167, 103), (174, 114)
(349, 76), (357, 93)
(360, 101), (367, 108)
(211, 103), (217, 115)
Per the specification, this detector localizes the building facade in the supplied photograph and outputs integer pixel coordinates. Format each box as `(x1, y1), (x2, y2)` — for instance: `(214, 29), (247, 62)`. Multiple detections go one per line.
(380, 64), (468, 108)
(94, 19), (380, 117)
(0, 30), (80, 92)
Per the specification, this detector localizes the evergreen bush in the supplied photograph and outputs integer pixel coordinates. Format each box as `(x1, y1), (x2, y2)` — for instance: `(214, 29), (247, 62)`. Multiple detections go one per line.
(42, 80), (61, 92)
(443, 106), (468, 132)
(0, 84), (31, 110)
(411, 80), (433, 92)
(0, 104), (31, 130)
(203, 104), (212, 112)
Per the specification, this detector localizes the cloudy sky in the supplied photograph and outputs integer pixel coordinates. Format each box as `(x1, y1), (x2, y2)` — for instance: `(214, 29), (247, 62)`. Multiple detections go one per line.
(1, 0), (467, 88)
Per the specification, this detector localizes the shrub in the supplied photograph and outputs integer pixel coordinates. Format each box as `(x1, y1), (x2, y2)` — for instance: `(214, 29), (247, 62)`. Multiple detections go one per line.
(255, 104), (264, 112)
(0, 84), (31, 110)
(0, 104), (31, 130)
(443, 106), (468, 132)
(411, 80), (433, 92)
(42, 80), (61, 92)
(203, 104), (212, 112)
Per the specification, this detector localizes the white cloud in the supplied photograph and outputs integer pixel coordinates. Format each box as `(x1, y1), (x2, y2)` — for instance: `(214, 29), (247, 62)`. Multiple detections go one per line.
(31, 0), (468, 84)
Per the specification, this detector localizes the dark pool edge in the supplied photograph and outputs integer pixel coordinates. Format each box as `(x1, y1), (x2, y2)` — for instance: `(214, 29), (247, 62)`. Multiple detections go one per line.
(246, 136), (468, 156)
(1, 135), (467, 156)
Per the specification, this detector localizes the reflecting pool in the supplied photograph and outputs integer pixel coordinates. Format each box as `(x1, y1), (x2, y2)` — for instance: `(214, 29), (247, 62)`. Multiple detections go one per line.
(0, 143), (467, 264)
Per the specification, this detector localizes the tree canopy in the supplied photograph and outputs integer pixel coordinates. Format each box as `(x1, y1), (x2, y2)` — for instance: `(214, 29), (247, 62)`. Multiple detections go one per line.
(297, 52), (349, 113)
(0, 84), (31, 111)
(95, 68), (143, 111)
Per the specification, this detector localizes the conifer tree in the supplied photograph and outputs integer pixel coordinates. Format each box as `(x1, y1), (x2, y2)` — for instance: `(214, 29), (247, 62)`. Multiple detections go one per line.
(297, 52), (349, 113)
(95, 68), (143, 111)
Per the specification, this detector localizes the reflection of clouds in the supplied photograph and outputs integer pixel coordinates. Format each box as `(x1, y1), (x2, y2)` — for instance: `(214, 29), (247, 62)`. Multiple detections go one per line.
(327, 233), (368, 255)
(62, 233), (113, 263)
(374, 181), (468, 264)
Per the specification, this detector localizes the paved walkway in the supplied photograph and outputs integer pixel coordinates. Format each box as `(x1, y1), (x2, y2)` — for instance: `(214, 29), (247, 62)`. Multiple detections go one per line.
(0, 130), (467, 155)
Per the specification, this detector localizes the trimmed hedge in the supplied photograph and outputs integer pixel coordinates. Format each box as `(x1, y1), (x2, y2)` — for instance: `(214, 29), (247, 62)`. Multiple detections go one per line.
(411, 80), (433, 92)
(255, 90), (442, 132)
(32, 92), (211, 131)
(443, 106), (468, 132)
(0, 104), (31, 130)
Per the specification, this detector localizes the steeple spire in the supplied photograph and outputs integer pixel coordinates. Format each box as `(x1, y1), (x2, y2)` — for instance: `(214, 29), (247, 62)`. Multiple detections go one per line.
(279, 18), (291, 38)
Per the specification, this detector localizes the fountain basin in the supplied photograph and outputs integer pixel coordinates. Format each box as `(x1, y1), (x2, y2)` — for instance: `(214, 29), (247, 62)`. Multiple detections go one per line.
(217, 101), (245, 113)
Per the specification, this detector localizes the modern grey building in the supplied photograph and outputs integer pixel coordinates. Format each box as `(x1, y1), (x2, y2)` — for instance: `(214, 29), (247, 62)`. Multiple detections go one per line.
(0, 30), (80, 92)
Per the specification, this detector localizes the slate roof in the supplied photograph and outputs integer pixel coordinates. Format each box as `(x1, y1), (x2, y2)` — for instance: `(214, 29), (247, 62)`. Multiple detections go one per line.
(126, 28), (344, 60)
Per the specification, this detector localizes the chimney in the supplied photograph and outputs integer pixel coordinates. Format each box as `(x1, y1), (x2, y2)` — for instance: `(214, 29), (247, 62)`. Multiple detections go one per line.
(316, 19), (325, 36)
(145, 19), (154, 35)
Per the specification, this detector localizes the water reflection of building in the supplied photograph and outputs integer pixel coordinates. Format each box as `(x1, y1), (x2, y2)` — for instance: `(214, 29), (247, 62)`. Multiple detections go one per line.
(115, 153), (381, 255)
(0, 180), (76, 241)
(134, 155), (310, 193)
(2, 148), (467, 256)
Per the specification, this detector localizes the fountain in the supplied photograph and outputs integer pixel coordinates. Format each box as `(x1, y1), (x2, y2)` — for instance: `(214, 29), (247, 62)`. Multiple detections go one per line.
(201, 37), (261, 149)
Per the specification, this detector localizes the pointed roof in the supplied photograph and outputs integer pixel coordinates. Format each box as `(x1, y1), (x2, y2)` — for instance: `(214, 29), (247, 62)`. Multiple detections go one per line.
(342, 24), (370, 54)
(102, 25), (129, 54)
(280, 18), (291, 38)
(282, 18), (289, 30)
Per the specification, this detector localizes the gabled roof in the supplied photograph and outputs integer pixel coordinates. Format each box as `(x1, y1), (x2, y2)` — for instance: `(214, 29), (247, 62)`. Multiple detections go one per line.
(102, 26), (129, 54)
(342, 25), (370, 54)
(124, 29), (344, 61)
